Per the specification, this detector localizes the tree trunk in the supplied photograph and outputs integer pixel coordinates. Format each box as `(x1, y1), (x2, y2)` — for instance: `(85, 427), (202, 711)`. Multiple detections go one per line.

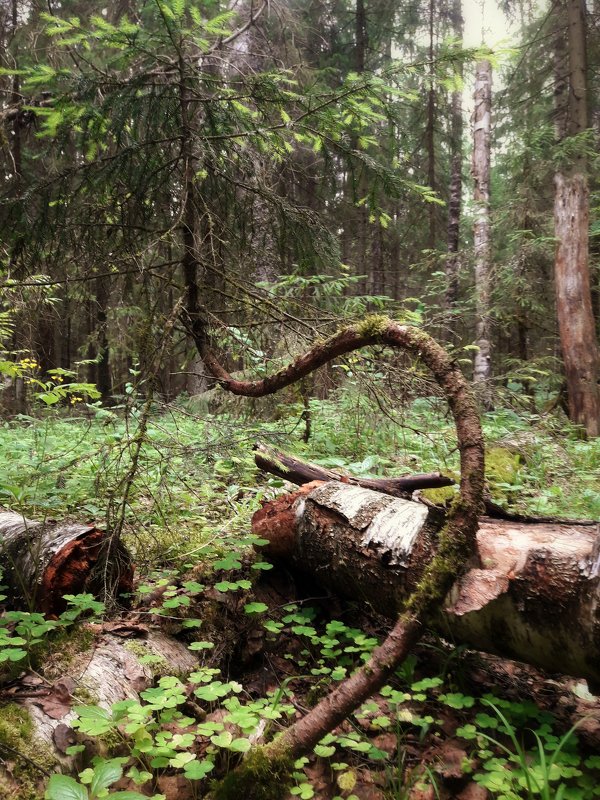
(0, 511), (133, 615)
(553, 0), (600, 437)
(554, 174), (600, 436)
(471, 60), (494, 409)
(444, 0), (463, 316)
(426, 0), (437, 250)
(0, 627), (199, 792)
(10, 0), (21, 184)
(95, 272), (112, 403)
(253, 482), (600, 688)
(353, 0), (370, 297)
(180, 52), (213, 394)
(200, 321), (484, 796)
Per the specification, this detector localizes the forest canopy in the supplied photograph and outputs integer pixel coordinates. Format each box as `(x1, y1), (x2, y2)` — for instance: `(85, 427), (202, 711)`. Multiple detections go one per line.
(1, 0), (597, 433)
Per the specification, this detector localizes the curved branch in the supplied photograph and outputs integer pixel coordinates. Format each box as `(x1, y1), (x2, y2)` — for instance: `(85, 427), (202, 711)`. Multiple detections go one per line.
(203, 317), (484, 797)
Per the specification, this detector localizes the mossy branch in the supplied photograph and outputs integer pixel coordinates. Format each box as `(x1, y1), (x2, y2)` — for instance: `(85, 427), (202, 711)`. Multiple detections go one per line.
(200, 317), (484, 799)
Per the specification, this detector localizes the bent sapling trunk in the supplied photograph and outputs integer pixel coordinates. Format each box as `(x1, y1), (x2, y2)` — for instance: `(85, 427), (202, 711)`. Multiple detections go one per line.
(201, 317), (484, 799)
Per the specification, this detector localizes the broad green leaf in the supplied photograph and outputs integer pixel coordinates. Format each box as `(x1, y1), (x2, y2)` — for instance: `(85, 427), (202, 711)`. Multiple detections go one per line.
(45, 774), (88, 800)
(90, 759), (124, 795)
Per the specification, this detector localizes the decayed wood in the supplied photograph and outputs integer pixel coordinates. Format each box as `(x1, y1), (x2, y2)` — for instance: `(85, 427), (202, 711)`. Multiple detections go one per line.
(0, 627), (199, 784)
(0, 511), (133, 614)
(554, 172), (600, 437)
(253, 482), (600, 687)
(552, 0), (600, 437)
(254, 442), (455, 495)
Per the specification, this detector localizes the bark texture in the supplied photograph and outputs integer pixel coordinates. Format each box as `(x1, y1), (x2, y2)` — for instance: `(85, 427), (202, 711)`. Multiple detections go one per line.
(0, 511), (133, 614)
(553, 0), (600, 436)
(445, 0), (464, 314)
(253, 481), (600, 687)
(1, 627), (198, 784)
(471, 60), (493, 409)
(554, 173), (600, 436)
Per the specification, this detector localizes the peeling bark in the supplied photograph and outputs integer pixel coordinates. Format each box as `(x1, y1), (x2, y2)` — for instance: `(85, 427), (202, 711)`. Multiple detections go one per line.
(253, 482), (600, 687)
(553, 0), (600, 436)
(200, 320), (484, 794)
(554, 171), (600, 436)
(0, 511), (133, 615)
(1, 628), (198, 778)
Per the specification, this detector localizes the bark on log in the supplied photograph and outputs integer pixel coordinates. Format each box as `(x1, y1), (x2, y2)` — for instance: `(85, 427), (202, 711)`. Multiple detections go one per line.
(0, 511), (133, 614)
(200, 320), (484, 794)
(254, 442), (455, 495)
(0, 626), (199, 794)
(253, 482), (600, 688)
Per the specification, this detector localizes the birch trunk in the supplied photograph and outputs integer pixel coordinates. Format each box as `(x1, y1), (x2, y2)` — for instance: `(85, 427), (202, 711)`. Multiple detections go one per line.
(471, 60), (493, 409)
(0, 627), (199, 795)
(0, 511), (133, 614)
(253, 482), (600, 688)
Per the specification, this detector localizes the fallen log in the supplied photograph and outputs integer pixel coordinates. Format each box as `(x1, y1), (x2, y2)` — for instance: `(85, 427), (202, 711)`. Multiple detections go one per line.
(254, 442), (455, 496)
(252, 482), (600, 688)
(0, 511), (133, 614)
(0, 625), (199, 795)
(254, 442), (594, 525)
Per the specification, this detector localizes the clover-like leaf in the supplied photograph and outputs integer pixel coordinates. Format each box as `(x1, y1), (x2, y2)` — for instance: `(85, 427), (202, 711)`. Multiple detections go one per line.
(244, 602), (268, 614)
(184, 759), (214, 780)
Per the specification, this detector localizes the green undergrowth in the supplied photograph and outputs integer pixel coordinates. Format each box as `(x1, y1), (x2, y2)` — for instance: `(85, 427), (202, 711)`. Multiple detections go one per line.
(0, 389), (597, 570)
(0, 380), (598, 798)
(32, 593), (600, 799)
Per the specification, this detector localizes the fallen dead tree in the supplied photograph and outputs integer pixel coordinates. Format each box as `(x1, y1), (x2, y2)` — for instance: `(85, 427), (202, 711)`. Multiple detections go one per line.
(254, 441), (590, 524)
(0, 511), (133, 614)
(195, 318), (485, 798)
(252, 481), (600, 688)
(253, 441), (455, 496)
(0, 625), (199, 795)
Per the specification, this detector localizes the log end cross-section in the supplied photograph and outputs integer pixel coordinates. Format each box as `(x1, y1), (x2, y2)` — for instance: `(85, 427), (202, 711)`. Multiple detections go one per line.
(0, 511), (134, 615)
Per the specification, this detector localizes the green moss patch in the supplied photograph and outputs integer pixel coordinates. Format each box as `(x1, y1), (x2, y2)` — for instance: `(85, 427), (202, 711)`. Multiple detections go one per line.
(0, 702), (57, 800)
(211, 746), (293, 800)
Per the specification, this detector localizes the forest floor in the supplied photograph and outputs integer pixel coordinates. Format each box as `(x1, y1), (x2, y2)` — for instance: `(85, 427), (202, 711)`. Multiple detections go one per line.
(0, 387), (599, 799)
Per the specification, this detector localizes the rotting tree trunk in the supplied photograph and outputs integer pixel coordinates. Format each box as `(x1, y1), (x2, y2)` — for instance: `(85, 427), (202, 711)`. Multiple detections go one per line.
(0, 511), (133, 615)
(252, 481), (600, 688)
(554, 174), (600, 436)
(552, 0), (600, 437)
(199, 318), (484, 798)
(0, 627), (199, 793)
(471, 60), (494, 410)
